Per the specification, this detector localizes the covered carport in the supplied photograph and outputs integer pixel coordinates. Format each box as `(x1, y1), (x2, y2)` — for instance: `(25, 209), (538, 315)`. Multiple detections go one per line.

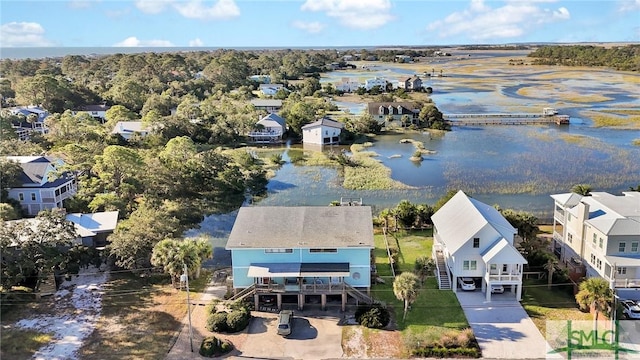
(481, 238), (527, 301)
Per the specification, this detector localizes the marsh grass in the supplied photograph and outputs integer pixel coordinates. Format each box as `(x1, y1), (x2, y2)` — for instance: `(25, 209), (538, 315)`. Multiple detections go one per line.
(633, 139), (640, 146)
(581, 110), (640, 128)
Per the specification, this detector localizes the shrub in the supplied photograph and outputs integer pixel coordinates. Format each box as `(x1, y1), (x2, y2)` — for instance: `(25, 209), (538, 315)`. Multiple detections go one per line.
(355, 304), (390, 329)
(226, 309), (251, 332)
(206, 312), (228, 332)
(413, 347), (480, 358)
(199, 336), (233, 357)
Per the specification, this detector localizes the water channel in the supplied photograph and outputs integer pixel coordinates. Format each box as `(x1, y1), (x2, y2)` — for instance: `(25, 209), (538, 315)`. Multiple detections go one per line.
(191, 51), (640, 266)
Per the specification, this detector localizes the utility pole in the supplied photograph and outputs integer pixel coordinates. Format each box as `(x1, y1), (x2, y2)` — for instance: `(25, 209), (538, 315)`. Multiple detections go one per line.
(182, 263), (194, 352)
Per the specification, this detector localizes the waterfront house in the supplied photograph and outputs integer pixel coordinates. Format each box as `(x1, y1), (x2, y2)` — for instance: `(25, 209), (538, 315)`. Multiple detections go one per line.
(367, 101), (420, 124)
(398, 75), (423, 91)
(4, 156), (77, 216)
(249, 113), (286, 143)
(364, 77), (388, 91)
(432, 190), (527, 301)
(226, 206), (375, 311)
(301, 117), (344, 145)
(334, 77), (362, 93)
(551, 191), (640, 292)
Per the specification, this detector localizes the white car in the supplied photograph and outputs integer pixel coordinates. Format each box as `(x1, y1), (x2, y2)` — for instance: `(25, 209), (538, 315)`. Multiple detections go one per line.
(621, 300), (640, 320)
(490, 284), (505, 294)
(458, 277), (476, 291)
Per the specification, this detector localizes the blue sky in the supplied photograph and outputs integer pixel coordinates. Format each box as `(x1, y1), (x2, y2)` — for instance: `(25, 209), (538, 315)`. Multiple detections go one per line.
(1, 0), (639, 48)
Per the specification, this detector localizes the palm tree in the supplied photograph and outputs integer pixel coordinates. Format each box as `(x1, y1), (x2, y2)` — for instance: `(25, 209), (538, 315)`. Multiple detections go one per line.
(571, 184), (592, 196)
(544, 258), (558, 290)
(190, 236), (213, 279)
(393, 272), (420, 321)
(151, 239), (201, 287)
(575, 277), (613, 340)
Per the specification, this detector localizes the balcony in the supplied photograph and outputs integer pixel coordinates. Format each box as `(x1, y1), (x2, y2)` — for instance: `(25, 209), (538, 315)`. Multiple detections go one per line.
(255, 281), (346, 294)
(488, 274), (521, 282)
(613, 278), (640, 288)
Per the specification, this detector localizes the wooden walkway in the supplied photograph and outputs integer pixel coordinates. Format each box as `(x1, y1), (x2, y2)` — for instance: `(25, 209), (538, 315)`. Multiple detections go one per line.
(443, 113), (570, 126)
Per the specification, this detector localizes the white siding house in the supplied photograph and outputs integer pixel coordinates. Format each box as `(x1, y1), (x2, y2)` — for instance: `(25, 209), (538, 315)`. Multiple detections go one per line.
(4, 156), (77, 216)
(432, 190), (527, 301)
(73, 104), (111, 122)
(259, 84), (285, 96)
(364, 77), (388, 91)
(334, 77), (362, 93)
(112, 121), (160, 140)
(301, 117), (344, 145)
(551, 191), (640, 292)
(249, 113), (286, 143)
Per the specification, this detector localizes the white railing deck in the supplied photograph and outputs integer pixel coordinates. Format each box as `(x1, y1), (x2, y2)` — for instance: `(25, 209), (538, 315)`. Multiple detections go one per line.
(613, 278), (640, 288)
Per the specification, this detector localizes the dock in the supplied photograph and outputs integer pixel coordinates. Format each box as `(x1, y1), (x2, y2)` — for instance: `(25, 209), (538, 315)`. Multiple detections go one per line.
(443, 108), (570, 126)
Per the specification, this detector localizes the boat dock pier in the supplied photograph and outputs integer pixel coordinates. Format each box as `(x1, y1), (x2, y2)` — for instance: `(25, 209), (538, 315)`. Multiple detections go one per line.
(443, 108), (570, 126)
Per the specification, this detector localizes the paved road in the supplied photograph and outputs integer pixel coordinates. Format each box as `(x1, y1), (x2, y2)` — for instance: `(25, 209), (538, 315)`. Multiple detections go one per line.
(456, 291), (557, 359)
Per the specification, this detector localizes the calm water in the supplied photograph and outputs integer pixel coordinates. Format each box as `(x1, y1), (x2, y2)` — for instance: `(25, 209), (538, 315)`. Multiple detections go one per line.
(257, 58), (640, 221)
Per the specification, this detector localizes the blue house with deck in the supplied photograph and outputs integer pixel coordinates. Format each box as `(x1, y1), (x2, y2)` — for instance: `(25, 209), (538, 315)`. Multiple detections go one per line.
(226, 206), (375, 311)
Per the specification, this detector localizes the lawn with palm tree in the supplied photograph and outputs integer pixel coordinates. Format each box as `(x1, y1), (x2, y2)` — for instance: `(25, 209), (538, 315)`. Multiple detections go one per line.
(367, 229), (472, 355)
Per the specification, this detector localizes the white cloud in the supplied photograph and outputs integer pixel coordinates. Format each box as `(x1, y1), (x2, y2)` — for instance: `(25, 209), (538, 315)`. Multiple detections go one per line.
(292, 20), (326, 34)
(135, 0), (240, 19)
(174, 0), (240, 19)
(301, 0), (394, 30)
(0, 22), (54, 47)
(426, 0), (571, 41)
(618, 0), (640, 12)
(114, 36), (174, 47)
(189, 38), (204, 46)
(135, 0), (173, 14)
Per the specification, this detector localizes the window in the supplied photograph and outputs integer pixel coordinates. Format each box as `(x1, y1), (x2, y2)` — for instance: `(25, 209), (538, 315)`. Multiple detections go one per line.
(18, 193), (24, 201)
(31, 193), (36, 201)
(617, 267), (627, 275)
(632, 242), (639, 252)
(265, 249), (292, 253)
(310, 248), (337, 253)
(596, 259), (602, 270)
(592, 233), (597, 245)
(463, 260), (477, 271)
(568, 213), (572, 222)
(568, 233), (573, 243)
(598, 238), (603, 249)
(473, 238), (479, 248)
(619, 242), (626, 252)
(590, 254), (596, 264)
(503, 264), (508, 272)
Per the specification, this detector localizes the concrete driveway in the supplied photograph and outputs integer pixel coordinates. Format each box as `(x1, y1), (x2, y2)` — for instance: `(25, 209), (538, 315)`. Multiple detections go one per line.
(229, 309), (344, 360)
(456, 291), (553, 359)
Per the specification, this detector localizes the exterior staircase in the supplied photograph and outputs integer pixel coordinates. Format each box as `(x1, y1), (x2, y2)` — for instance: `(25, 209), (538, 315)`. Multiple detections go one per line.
(344, 284), (377, 305)
(435, 250), (451, 290)
(226, 284), (256, 303)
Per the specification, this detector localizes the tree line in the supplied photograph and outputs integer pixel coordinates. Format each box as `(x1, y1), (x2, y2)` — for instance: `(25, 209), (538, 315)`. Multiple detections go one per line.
(528, 44), (640, 71)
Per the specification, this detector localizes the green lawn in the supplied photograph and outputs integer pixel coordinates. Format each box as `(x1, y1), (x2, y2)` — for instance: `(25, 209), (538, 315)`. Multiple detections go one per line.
(522, 279), (593, 335)
(371, 230), (469, 346)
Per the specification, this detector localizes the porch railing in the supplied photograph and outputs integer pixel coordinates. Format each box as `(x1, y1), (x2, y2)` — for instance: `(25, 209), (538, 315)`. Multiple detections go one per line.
(613, 278), (640, 288)
(488, 274), (521, 282)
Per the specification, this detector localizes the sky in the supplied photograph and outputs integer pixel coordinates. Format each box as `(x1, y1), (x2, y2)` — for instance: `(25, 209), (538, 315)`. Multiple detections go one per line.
(0, 0), (639, 48)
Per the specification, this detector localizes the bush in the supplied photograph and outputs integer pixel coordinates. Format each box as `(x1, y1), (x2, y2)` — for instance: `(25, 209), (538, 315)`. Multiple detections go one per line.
(355, 304), (390, 329)
(199, 336), (233, 357)
(413, 347), (480, 358)
(226, 309), (251, 332)
(206, 312), (228, 332)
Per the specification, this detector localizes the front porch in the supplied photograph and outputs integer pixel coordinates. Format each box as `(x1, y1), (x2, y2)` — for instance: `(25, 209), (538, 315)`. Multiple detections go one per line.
(481, 238), (527, 301)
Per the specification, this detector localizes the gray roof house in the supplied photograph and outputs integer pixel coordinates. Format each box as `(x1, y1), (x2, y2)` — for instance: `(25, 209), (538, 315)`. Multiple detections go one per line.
(226, 206), (375, 311)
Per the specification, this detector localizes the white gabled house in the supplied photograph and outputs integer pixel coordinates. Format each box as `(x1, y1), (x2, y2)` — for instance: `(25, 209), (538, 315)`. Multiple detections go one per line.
(301, 117), (344, 145)
(249, 113), (286, 143)
(432, 190), (527, 301)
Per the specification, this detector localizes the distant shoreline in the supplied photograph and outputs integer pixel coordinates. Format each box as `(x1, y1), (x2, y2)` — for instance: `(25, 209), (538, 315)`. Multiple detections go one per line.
(1, 42), (636, 60)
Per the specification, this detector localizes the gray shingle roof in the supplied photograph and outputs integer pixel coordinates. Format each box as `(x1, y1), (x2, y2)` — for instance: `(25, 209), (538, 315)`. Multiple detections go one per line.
(301, 117), (344, 130)
(226, 206), (374, 249)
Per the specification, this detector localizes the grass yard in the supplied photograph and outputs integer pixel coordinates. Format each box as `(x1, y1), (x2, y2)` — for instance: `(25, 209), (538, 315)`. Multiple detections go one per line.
(522, 279), (593, 336)
(0, 329), (53, 360)
(79, 270), (212, 360)
(370, 230), (470, 354)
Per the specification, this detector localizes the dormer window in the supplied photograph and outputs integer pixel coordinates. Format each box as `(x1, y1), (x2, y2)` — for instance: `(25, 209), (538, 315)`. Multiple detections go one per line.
(378, 106), (384, 115)
(388, 105), (393, 114)
(397, 105), (403, 113)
